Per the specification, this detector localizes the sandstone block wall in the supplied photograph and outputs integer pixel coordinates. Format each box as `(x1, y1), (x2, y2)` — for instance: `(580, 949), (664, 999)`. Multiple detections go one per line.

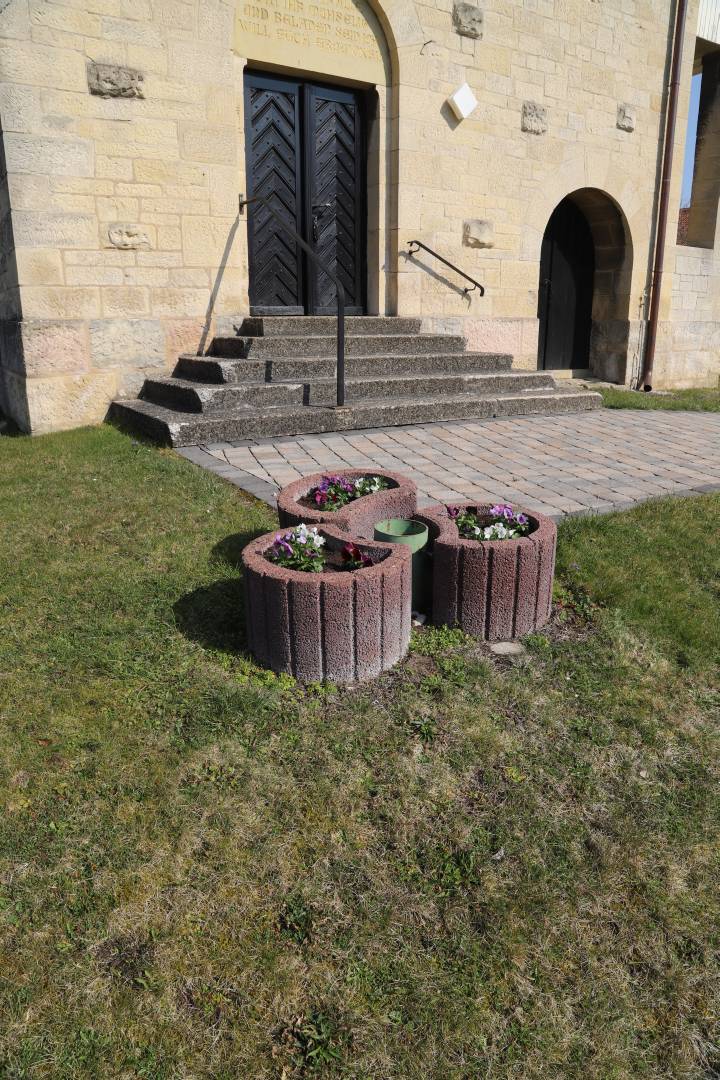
(0, 0), (717, 432)
(0, 0), (244, 431)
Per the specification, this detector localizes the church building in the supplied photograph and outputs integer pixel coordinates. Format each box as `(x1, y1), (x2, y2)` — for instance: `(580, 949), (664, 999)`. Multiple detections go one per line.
(0, 0), (718, 440)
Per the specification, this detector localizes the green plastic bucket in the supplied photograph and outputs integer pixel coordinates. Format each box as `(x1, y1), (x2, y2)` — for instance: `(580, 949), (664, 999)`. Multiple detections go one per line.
(373, 518), (430, 613)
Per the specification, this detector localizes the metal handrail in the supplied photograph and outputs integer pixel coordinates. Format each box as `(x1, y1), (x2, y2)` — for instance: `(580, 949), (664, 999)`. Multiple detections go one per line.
(406, 240), (485, 297)
(239, 194), (346, 407)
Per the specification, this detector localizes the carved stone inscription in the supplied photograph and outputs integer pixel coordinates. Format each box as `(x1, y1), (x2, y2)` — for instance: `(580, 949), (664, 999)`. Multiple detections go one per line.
(237, 0), (379, 63)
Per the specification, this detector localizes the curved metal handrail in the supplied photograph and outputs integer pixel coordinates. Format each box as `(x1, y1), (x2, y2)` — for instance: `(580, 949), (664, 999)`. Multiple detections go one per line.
(406, 240), (485, 297)
(239, 194), (347, 407)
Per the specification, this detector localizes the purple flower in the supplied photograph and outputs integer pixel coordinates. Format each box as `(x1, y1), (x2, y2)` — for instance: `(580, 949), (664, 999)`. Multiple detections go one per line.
(446, 505), (460, 519)
(515, 513), (528, 525)
(272, 534), (294, 558)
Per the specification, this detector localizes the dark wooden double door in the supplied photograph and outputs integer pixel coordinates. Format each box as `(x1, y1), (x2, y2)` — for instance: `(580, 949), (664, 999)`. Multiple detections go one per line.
(244, 71), (366, 316)
(538, 198), (595, 370)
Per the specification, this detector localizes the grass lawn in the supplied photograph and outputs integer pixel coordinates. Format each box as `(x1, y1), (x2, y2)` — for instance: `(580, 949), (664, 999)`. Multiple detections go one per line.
(1, 425), (719, 1079)
(599, 386), (720, 411)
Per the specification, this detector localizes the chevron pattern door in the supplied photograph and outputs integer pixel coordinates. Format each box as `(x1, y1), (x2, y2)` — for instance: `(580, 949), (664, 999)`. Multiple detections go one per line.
(244, 71), (366, 315)
(245, 73), (304, 314)
(305, 84), (365, 315)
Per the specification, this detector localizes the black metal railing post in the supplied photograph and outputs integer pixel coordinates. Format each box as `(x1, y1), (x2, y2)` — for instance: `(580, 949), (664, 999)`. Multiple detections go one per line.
(406, 240), (485, 297)
(239, 194), (346, 408)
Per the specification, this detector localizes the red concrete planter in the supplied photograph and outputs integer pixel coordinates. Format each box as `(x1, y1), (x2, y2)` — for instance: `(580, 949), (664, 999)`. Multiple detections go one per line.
(276, 469), (417, 538)
(242, 524), (412, 683)
(421, 503), (557, 640)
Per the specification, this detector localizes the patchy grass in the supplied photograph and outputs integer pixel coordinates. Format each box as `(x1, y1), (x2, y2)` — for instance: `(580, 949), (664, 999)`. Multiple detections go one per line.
(1, 425), (719, 1079)
(600, 385), (720, 411)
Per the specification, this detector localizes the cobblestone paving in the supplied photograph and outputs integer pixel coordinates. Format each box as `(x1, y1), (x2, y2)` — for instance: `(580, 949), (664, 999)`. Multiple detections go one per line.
(177, 409), (720, 520)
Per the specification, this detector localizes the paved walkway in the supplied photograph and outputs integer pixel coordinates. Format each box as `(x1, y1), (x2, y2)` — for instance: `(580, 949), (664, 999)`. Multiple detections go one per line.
(178, 409), (720, 519)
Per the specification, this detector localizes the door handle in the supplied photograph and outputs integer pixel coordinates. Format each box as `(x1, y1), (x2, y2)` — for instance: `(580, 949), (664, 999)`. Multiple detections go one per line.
(311, 202), (331, 242)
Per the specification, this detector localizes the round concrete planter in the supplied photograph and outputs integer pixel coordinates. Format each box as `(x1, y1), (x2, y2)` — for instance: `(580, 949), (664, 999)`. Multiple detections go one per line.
(421, 503), (557, 640)
(242, 524), (412, 683)
(276, 469), (417, 539)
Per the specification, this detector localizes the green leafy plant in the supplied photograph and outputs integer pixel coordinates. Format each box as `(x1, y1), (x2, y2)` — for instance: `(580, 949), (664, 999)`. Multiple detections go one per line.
(311, 474), (389, 510)
(446, 503), (531, 540)
(267, 524), (325, 573)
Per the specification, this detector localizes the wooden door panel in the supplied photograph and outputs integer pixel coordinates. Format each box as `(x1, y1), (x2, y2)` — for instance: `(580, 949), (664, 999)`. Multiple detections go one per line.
(245, 73), (304, 315)
(244, 72), (366, 316)
(538, 199), (594, 370)
(306, 85), (365, 315)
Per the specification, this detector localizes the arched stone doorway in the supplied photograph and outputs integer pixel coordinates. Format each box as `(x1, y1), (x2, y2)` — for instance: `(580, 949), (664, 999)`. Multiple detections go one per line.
(235, 0), (399, 316)
(537, 189), (633, 381)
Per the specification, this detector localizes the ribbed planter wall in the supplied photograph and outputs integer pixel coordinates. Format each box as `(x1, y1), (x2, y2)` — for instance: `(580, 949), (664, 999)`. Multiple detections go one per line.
(422, 503), (557, 640)
(276, 469), (417, 538)
(242, 525), (412, 683)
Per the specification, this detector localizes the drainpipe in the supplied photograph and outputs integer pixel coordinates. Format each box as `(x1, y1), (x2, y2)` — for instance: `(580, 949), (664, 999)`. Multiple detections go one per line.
(639, 0), (690, 391)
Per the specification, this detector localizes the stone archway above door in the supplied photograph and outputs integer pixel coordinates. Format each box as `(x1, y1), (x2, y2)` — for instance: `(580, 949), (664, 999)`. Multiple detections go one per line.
(234, 0), (391, 86)
(536, 188), (634, 382)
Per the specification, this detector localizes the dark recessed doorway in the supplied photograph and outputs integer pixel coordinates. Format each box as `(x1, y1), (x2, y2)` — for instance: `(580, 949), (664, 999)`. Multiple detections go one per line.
(537, 197), (595, 370)
(244, 70), (367, 316)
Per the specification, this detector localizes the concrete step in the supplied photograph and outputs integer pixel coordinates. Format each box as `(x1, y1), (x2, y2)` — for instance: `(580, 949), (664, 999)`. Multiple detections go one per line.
(175, 351), (514, 384)
(303, 369), (556, 405)
(111, 388), (602, 447)
(210, 333), (466, 359)
(141, 369), (557, 414)
(141, 376), (304, 413)
(236, 315), (423, 337)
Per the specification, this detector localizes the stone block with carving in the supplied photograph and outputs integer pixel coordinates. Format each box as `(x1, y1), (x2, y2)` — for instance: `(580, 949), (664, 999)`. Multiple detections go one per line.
(87, 62), (144, 99)
(616, 103), (636, 132)
(463, 219), (494, 249)
(108, 224), (151, 250)
(521, 101), (548, 135)
(452, 2), (483, 38)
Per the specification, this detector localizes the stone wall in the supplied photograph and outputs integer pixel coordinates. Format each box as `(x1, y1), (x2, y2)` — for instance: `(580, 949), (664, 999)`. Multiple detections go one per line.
(0, 0), (243, 432)
(656, 235), (720, 387)
(0, 0), (718, 432)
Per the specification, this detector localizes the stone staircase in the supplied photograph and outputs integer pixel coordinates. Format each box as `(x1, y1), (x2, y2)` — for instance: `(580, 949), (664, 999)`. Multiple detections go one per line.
(110, 316), (602, 446)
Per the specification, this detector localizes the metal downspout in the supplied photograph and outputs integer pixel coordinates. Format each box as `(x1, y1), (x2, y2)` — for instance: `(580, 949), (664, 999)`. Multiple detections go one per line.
(639, 0), (690, 391)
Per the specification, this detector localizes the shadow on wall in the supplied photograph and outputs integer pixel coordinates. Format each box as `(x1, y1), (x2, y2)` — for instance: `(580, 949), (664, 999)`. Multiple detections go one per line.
(590, 319), (637, 385)
(0, 410), (21, 436)
(195, 214), (242, 356)
(0, 118), (25, 430)
(401, 249), (474, 307)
